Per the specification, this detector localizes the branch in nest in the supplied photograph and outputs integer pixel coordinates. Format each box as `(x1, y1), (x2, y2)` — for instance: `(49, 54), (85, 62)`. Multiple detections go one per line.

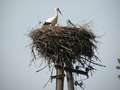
(36, 65), (47, 72)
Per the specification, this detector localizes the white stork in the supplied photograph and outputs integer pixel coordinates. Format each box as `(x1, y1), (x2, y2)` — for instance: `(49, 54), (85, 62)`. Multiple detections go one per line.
(43, 7), (62, 26)
(67, 19), (76, 27)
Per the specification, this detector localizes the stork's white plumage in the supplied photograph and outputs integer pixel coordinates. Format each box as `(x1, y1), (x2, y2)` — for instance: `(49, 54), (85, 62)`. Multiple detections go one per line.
(43, 7), (62, 26)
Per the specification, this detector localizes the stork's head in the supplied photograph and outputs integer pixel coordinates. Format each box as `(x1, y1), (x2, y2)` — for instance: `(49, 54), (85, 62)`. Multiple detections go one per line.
(67, 19), (75, 27)
(55, 7), (62, 15)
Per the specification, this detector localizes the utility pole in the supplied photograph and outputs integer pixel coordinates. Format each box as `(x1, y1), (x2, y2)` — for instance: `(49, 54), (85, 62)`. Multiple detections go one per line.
(66, 70), (74, 90)
(65, 62), (74, 90)
(56, 62), (64, 90)
(56, 68), (64, 90)
(54, 61), (88, 90)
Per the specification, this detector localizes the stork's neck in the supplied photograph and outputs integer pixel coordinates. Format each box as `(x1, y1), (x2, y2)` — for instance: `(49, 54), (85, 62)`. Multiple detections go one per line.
(55, 10), (58, 17)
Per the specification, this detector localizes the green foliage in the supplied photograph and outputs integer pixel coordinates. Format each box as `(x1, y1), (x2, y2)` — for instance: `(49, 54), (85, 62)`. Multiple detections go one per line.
(118, 58), (120, 64)
(116, 65), (120, 69)
(116, 58), (120, 80)
(118, 75), (120, 80)
(116, 58), (120, 69)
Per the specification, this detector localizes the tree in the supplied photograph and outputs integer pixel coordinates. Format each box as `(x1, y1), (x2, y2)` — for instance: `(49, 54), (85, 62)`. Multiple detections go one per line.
(116, 58), (120, 79)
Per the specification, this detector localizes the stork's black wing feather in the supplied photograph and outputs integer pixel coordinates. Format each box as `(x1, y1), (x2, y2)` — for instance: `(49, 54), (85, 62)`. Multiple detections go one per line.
(43, 22), (51, 26)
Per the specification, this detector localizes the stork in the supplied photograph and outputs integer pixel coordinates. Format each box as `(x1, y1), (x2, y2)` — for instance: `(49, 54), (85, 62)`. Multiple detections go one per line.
(67, 19), (76, 27)
(43, 7), (62, 26)
(67, 19), (83, 28)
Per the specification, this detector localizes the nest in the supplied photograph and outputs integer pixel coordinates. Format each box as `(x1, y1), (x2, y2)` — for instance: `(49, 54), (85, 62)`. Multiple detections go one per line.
(28, 25), (101, 68)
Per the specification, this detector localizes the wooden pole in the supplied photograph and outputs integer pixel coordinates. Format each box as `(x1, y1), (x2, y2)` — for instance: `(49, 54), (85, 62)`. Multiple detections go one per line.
(56, 62), (64, 90)
(65, 62), (74, 90)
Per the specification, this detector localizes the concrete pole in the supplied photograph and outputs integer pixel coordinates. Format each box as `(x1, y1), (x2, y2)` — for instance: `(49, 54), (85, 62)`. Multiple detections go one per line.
(65, 62), (74, 90)
(56, 68), (64, 90)
(56, 62), (64, 90)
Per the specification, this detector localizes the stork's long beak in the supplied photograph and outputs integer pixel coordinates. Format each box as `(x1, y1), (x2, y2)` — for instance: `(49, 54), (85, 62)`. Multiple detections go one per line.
(58, 8), (62, 15)
(68, 20), (75, 27)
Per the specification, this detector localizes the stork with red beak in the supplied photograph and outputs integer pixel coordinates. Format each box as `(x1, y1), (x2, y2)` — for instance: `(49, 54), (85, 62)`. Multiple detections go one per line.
(43, 7), (62, 26)
(67, 19), (76, 27)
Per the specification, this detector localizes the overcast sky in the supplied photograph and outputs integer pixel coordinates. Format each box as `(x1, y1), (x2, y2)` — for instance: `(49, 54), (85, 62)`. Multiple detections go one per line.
(0, 0), (120, 90)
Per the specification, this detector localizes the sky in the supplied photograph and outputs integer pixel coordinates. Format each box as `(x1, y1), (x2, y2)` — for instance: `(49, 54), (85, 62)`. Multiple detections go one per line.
(0, 0), (120, 90)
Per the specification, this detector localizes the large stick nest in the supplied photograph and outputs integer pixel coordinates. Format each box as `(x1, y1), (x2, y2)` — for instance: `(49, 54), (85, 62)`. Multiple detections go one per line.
(28, 26), (100, 67)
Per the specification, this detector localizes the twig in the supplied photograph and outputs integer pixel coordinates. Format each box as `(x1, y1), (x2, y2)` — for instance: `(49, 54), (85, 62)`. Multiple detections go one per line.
(36, 65), (47, 72)
(43, 77), (51, 88)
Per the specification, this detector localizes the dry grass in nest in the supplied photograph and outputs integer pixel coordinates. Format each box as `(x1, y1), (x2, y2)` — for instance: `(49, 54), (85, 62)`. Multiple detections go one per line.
(28, 25), (103, 68)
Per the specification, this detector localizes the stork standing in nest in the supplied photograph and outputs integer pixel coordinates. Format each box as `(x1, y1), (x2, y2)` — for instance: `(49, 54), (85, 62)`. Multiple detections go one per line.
(67, 19), (76, 27)
(43, 7), (62, 26)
